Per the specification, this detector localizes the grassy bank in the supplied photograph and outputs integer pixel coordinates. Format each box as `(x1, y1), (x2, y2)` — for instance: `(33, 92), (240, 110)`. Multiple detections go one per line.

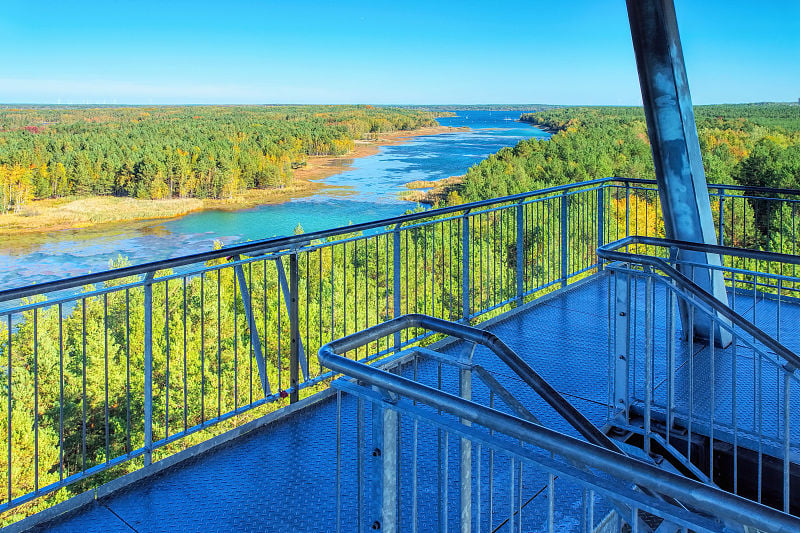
(400, 175), (464, 205)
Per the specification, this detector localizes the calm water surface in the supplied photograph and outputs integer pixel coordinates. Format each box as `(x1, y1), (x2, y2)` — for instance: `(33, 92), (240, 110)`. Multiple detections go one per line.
(0, 111), (549, 289)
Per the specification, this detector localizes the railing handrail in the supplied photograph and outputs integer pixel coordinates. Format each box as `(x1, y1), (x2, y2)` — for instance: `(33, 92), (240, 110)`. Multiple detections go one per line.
(323, 313), (620, 452)
(0, 177), (612, 303)
(598, 236), (800, 371)
(317, 314), (800, 533)
(612, 177), (800, 197)
(7, 177), (800, 304)
(623, 235), (800, 266)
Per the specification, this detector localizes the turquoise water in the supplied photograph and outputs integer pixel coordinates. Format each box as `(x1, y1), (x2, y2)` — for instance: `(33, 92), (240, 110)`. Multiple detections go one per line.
(0, 111), (548, 289)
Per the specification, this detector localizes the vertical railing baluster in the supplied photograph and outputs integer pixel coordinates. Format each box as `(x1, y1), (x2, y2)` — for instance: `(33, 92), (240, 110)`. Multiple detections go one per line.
(460, 360), (472, 533)
(516, 201), (524, 304)
(81, 299), (87, 472)
(144, 271), (154, 466)
(718, 187), (726, 246)
(357, 398), (364, 532)
(587, 490), (594, 532)
(59, 304), (64, 481)
(547, 472), (554, 533)
(412, 417), (418, 533)
(33, 309), (39, 491)
(644, 269), (653, 455)
(165, 281), (170, 439)
(783, 371), (791, 513)
(625, 181), (631, 237)
(393, 224), (402, 351)
(7, 314), (12, 502)
(597, 185), (605, 270)
(336, 390), (342, 533)
(561, 192), (569, 287)
(462, 211), (471, 322)
(667, 290), (676, 443)
(475, 443), (481, 533)
(508, 458), (515, 532)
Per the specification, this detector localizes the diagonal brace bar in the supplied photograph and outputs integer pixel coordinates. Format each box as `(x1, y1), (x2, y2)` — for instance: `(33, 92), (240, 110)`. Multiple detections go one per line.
(274, 255), (309, 380)
(233, 257), (271, 397)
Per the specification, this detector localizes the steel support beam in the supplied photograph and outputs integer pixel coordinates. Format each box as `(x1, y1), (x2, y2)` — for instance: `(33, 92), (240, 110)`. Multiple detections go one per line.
(626, 0), (731, 345)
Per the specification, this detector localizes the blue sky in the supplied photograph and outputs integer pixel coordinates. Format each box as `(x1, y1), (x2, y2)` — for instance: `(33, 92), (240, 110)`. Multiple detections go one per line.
(0, 1), (797, 105)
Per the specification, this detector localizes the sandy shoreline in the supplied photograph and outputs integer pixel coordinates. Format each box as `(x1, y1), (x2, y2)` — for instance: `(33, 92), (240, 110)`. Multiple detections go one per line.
(0, 125), (466, 236)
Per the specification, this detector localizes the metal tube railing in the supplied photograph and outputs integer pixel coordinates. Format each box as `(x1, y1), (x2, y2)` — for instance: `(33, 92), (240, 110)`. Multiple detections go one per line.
(603, 235), (800, 514)
(325, 313), (620, 452)
(0, 177), (613, 304)
(3, 177), (800, 521)
(598, 235), (800, 371)
(317, 316), (800, 533)
(7, 176), (798, 305)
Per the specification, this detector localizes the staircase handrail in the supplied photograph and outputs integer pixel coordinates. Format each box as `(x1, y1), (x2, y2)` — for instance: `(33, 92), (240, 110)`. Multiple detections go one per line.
(597, 236), (800, 372)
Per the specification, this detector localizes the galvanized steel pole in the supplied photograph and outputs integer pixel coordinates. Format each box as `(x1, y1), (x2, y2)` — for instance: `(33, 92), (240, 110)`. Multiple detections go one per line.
(626, 0), (731, 344)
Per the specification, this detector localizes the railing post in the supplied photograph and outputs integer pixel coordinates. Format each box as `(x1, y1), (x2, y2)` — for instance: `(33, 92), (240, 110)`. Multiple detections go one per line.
(717, 187), (725, 246)
(613, 269), (631, 424)
(597, 186), (605, 270)
(289, 252), (300, 404)
(560, 192), (569, 288)
(393, 224), (402, 351)
(143, 271), (154, 466)
(516, 201), (524, 304)
(462, 212), (471, 322)
(372, 402), (398, 533)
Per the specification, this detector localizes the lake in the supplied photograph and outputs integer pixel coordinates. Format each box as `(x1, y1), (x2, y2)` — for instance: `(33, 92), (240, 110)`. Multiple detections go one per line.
(0, 110), (549, 290)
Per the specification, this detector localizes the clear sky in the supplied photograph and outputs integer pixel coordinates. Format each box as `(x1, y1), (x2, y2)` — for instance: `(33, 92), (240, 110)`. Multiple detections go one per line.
(0, 1), (797, 105)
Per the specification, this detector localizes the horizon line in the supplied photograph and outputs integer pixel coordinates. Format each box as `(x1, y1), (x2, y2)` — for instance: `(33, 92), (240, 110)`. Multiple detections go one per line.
(0, 100), (796, 108)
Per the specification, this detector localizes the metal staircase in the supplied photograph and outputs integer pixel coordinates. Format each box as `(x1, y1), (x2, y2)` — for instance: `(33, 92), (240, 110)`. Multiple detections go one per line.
(598, 236), (800, 519)
(317, 313), (799, 532)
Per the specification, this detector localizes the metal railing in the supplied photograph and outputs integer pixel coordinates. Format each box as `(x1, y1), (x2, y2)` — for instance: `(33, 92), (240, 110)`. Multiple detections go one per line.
(604, 179), (800, 256)
(599, 236), (800, 515)
(1, 177), (800, 520)
(318, 315), (800, 533)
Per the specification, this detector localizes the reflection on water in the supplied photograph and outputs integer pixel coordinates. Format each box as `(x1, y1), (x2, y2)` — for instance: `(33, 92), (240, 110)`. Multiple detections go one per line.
(0, 111), (549, 289)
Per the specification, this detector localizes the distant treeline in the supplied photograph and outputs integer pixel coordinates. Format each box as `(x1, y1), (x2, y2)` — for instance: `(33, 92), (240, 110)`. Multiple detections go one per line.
(453, 104), (800, 204)
(0, 105), (437, 213)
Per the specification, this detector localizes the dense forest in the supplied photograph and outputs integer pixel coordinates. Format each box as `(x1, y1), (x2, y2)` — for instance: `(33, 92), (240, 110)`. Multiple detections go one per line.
(0, 105), (438, 213)
(454, 103), (800, 203)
